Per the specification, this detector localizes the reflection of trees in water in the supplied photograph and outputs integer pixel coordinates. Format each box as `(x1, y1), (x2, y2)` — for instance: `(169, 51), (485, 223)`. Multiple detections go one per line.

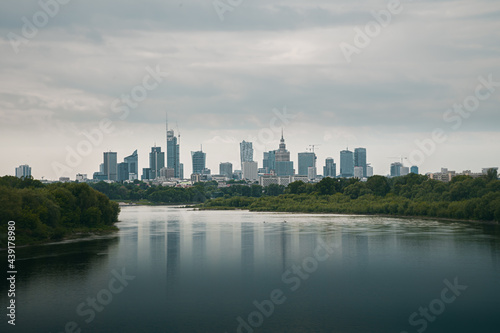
(0, 236), (119, 292)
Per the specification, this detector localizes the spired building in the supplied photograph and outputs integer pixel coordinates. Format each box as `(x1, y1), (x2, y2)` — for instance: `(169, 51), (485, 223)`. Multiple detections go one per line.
(274, 131), (294, 177)
(167, 126), (181, 179)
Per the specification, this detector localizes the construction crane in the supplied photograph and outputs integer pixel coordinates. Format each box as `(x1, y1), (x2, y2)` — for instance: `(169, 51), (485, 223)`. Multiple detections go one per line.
(308, 144), (321, 153)
(386, 156), (408, 164)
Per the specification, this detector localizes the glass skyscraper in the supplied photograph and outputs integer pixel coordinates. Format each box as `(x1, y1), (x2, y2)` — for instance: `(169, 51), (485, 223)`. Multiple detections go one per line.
(103, 152), (117, 181)
(240, 141), (254, 168)
(124, 149), (138, 178)
(167, 129), (181, 178)
(354, 148), (367, 178)
(191, 150), (206, 174)
(340, 149), (354, 178)
(323, 158), (336, 178)
(298, 152), (316, 176)
(149, 146), (165, 179)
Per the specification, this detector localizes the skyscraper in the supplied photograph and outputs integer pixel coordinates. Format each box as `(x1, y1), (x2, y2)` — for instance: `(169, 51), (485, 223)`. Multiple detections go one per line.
(410, 166), (419, 174)
(274, 130), (294, 176)
(15, 164), (31, 178)
(240, 141), (253, 168)
(124, 149), (138, 179)
(242, 161), (258, 181)
(167, 124), (181, 178)
(354, 148), (367, 178)
(117, 162), (129, 182)
(149, 146), (165, 179)
(323, 158), (336, 178)
(263, 151), (275, 174)
(298, 152), (316, 176)
(192, 149), (206, 174)
(390, 162), (403, 177)
(103, 152), (117, 181)
(219, 162), (233, 178)
(340, 149), (354, 178)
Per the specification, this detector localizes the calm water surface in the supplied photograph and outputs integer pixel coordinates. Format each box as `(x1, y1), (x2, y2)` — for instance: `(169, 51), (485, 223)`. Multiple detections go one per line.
(2, 206), (500, 332)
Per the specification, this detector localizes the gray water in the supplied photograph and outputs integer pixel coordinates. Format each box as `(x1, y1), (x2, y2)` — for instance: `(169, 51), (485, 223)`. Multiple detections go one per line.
(2, 206), (500, 333)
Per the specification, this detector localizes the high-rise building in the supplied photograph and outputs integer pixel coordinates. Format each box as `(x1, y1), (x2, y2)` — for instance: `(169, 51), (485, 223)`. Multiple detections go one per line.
(124, 150), (138, 179)
(298, 152), (316, 176)
(323, 158), (336, 178)
(354, 166), (364, 179)
(308, 167), (317, 180)
(167, 127), (181, 178)
(179, 163), (184, 180)
(354, 148), (367, 177)
(15, 164), (31, 178)
(366, 164), (374, 177)
(410, 166), (419, 174)
(117, 162), (129, 182)
(192, 150), (206, 175)
(149, 146), (165, 179)
(390, 162), (403, 177)
(401, 166), (410, 176)
(340, 149), (354, 178)
(274, 131), (294, 176)
(142, 168), (153, 180)
(219, 162), (233, 178)
(240, 141), (254, 168)
(242, 161), (258, 181)
(103, 152), (117, 181)
(263, 151), (275, 174)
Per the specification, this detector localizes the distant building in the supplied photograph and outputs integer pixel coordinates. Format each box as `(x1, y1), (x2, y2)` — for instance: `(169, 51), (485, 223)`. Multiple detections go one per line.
(76, 173), (87, 182)
(93, 172), (106, 181)
(191, 173), (201, 184)
(242, 161), (258, 181)
(192, 150), (206, 175)
(219, 162), (233, 178)
(160, 167), (175, 179)
(142, 168), (153, 181)
(410, 166), (419, 174)
(117, 162), (129, 182)
(179, 163), (184, 180)
(233, 170), (243, 180)
(298, 152), (316, 176)
(103, 152), (117, 181)
(429, 168), (455, 182)
(354, 166), (364, 179)
(240, 141), (254, 168)
(149, 146), (165, 179)
(323, 158), (336, 178)
(124, 150), (138, 180)
(400, 167), (410, 176)
(366, 164), (374, 177)
(15, 164), (31, 178)
(59, 177), (70, 183)
(340, 149), (354, 178)
(482, 167), (498, 175)
(390, 162), (403, 177)
(167, 128), (181, 178)
(201, 168), (211, 175)
(354, 148), (367, 177)
(308, 167), (317, 180)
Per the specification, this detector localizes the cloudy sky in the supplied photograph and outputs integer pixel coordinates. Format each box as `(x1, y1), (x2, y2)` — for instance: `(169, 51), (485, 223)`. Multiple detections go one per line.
(1, 0), (499, 179)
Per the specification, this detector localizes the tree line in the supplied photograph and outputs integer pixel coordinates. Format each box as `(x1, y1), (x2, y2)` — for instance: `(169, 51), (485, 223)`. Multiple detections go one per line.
(0, 176), (120, 247)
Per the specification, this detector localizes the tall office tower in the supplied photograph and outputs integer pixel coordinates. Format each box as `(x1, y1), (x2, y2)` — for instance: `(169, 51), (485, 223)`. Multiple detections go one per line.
(15, 164), (31, 178)
(219, 162), (233, 178)
(274, 131), (294, 176)
(117, 162), (129, 182)
(103, 152), (118, 181)
(410, 166), (419, 174)
(149, 146), (165, 179)
(390, 162), (403, 177)
(167, 121), (181, 178)
(124, 149), (138, 180)
(340, 149), (354, 178)
(308, 167), (317, 180)
(400, 166), (410, 176)
(298, 152), (316, 176)
(191, 149), (206, 174)
(240, 141), (254, 167)
(323, 158), (336, 178)
(179, 163), (184, 179)
(263, 151), (275, 174)
(366, 164), (374, 177)
(242, 161), (258, 181)
(354, 166), (364, 179)
(354, 148), (367, 177)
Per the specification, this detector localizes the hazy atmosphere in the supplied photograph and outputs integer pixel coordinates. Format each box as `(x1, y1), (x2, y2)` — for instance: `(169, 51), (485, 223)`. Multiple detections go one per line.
(1, 0), (499, 179)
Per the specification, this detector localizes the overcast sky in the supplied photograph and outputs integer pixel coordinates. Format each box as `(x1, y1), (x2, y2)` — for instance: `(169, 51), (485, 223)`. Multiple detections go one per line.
(1, 0), (499, 179)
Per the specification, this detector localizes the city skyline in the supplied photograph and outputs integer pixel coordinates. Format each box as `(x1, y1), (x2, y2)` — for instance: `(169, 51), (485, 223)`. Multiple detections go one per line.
(1, 1), (499, 179)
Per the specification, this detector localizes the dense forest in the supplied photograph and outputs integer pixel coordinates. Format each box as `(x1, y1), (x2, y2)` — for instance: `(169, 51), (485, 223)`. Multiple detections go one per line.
(0, 176), (120, 247)
(201, 170), (500, 223)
